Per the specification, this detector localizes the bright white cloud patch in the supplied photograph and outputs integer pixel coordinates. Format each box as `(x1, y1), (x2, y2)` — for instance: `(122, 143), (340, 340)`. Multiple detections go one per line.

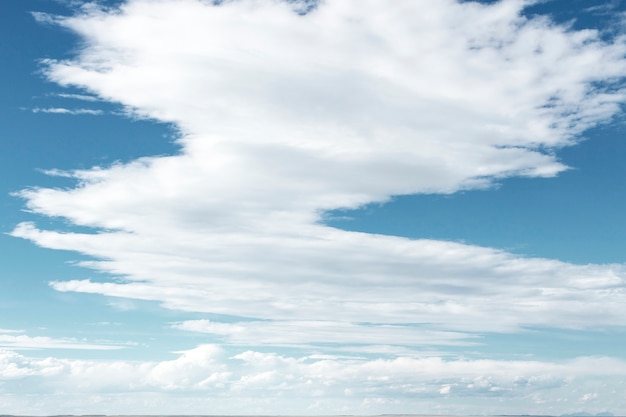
(1, 346), (625, 415)
(10, 0), (626, 413)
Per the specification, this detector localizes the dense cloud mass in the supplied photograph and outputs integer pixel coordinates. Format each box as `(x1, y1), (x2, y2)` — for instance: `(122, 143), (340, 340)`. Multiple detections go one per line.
(8, 0), (626, 413)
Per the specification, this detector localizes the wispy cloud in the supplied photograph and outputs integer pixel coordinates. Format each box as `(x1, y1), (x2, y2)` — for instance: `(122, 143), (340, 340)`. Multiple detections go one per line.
(31, 107), (104, 115)
(53, 93), (101, 102)
(0, 329), (24, 334)
(173, 319), (478, 349)
(0, 333), (126, 350)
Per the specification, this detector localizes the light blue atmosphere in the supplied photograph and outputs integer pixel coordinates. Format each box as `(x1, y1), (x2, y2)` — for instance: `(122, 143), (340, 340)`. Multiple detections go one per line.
(2, 0), (626, 415)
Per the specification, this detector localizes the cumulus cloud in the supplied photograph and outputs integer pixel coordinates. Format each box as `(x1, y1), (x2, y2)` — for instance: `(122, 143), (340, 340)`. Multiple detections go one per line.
(11, 0), (626, 396)
(1, 346), (625, 414)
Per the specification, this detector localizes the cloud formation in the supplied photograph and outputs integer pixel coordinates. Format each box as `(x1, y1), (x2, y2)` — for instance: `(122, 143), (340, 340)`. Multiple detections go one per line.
(172, 319), (478, 348)
(1, 345), (625, 415)
(0, 329), (125, 350)
(31, 107), (104, 115)
(10, 0), (626, 412)
(16, 0), (626, 334)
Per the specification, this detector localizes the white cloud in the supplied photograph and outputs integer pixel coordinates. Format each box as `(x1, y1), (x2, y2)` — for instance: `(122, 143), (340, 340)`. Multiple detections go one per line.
(53, 93), (101, 102)
(12, 0), (626, 387)
(13, 222), (626, 334)
(581, 392), (599, 401)
(173, 319), (478, 349)
(0, 333), (126, 350)
(0, 346), (625, 415)
(13, 0), (626, 347)
(31, 107), (104, 115)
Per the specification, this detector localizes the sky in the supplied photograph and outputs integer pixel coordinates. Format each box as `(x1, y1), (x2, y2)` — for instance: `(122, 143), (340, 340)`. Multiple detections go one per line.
(2, 0), (626, 415)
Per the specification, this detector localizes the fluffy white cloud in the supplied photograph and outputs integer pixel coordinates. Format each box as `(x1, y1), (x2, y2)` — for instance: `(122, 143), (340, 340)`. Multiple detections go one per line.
(1, 346), (625, 415)
(13, 0), (626, 349)
(11, 0), (626, 406)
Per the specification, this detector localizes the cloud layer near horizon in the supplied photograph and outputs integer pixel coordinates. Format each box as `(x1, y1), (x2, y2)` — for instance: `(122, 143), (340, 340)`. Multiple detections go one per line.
(2, 345), (626, 415)
(8, 0), (626, 412)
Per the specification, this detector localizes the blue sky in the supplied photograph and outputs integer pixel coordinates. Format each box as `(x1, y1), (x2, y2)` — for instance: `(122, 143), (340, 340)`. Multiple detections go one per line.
(3, 0), (626, 415)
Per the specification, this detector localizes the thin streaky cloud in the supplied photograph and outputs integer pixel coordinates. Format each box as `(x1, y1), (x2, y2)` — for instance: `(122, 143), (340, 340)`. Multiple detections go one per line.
(0, 333), (127, 350)
(31, 107), (104, 115)
(53, 93), (101, 102)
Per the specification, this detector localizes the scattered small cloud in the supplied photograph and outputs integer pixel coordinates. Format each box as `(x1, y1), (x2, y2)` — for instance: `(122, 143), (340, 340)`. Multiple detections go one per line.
(30, 11), (59, 26)
(581, 393), (599, 401)
(31, 107), (104, 115)
(53, 93), (101, 102)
